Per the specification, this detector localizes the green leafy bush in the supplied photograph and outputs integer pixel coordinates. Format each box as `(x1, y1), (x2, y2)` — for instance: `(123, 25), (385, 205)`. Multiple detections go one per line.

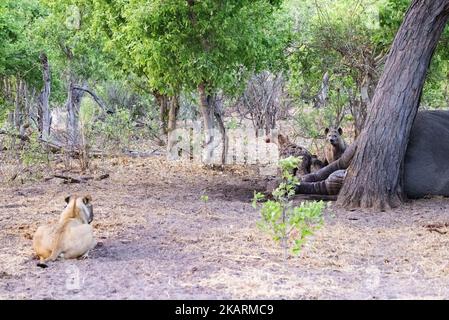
(253, 156), (325, 255)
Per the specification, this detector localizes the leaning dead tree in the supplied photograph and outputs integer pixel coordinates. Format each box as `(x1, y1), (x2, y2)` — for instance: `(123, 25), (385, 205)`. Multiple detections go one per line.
(334, 0), (449, 210)
(65, 82), (110, 149)
(72, 85), (109, 112)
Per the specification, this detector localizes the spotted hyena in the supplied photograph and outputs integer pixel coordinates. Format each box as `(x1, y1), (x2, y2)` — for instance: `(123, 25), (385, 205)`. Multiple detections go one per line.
(323, 127), (347, 165)
(265, 132), (314, 176)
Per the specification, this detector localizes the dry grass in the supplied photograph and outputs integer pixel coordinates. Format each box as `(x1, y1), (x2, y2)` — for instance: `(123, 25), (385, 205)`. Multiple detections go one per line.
(1, 154), (449, 299)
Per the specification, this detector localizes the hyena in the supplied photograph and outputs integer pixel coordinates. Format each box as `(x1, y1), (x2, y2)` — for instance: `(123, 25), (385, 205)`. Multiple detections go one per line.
(324, 127), (347, 165)
(265, 132), (313, 176)
(295, 111), (449, 198)
(310, 155), (325, 172)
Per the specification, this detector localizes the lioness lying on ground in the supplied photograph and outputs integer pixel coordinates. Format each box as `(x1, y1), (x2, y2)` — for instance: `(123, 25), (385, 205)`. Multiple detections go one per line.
(33, 194), (96, 268)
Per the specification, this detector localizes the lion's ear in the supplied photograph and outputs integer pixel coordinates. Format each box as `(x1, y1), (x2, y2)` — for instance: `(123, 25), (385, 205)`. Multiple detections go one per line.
(65, 195), (71, 204)
(83, 195), (92, 204)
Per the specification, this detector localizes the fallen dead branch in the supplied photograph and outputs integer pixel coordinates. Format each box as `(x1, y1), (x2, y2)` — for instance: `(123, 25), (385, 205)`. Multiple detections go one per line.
(424, 222), (449, 235)
(53, 174), (84, 183)
(95, 173), (110, 181)
(427, 228), (447, 235)
(39, 140), (104, 158)
(425, 222), (449, 229)
(0, 131), (106, 159)
(53, 173), (110, 184)
(123, 149), (162, 158)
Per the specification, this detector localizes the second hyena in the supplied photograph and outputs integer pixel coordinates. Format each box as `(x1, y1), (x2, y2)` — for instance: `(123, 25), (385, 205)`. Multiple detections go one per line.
(265, 132), (314, 176)
(323, 127), (347, 165)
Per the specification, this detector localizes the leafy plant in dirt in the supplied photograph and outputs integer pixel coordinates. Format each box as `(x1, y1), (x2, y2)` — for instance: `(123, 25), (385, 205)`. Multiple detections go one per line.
(199, 193), (213, 215)
(253, 156), (325, 255)
(200, 194), (209, 204)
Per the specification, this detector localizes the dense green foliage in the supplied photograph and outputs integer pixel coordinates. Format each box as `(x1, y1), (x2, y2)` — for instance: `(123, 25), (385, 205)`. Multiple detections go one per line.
(1, 0), (449, 142)
(85, 0), (289, 97)
(0, 0), (42, 81)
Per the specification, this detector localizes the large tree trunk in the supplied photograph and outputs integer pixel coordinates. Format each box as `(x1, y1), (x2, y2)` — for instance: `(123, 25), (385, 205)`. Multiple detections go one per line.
(167, 96), (179, 135)
(66, 79), (85, 149)
(38, 53), (52, 141)
(153, 91), (169, 145)
(337, 0), (449, 210)
(213, 95), (228, 165)
(198, 83), (216, 162)
(166, 95), (179, 154)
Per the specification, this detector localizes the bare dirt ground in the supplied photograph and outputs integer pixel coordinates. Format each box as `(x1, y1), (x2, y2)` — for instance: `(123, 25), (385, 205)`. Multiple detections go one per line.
(2, 155), (449, 299)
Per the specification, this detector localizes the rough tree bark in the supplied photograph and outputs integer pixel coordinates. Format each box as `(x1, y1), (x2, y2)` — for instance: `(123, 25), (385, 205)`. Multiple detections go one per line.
(14, 78), (23, 131)
(187, 0), (222, 163)
(198, 83), (216, 161)
(153, 91), (169, 138)
(336, 0), (449, 210)
(38, 53), (52, 141)
(167, 96), (179, 135)
(166, 95), (180, 154)
(66, 79), (86, 148)
(153, 91), (179, 147)
(213, 95), (228, 165)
